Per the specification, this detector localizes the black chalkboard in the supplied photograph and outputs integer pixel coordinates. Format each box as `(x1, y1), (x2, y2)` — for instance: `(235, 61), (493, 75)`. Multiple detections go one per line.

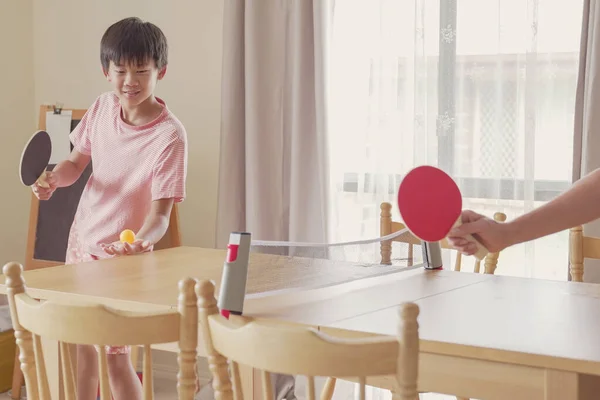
(32, 118), (92, 263)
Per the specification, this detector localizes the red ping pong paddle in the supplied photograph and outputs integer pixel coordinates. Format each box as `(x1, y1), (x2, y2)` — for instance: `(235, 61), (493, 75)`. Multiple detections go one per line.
(19, 130), (52, 188)
(397, 165), (488, 260)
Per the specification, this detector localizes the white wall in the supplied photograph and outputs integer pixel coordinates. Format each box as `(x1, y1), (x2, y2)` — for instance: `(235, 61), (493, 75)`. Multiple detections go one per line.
(0, 0), (224, 265)
(0, 0), (35, 266)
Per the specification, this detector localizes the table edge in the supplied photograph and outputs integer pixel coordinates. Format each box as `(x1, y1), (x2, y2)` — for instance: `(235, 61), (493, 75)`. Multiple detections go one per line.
(320, 325), (600, 376)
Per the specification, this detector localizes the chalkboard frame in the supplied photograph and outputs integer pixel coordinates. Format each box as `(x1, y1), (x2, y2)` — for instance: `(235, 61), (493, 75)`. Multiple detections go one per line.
(24, 105), (182, 270)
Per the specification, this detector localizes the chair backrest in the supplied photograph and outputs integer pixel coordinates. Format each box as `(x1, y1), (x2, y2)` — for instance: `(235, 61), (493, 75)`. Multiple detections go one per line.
(568, 225), (600, 282)
(195, 279), (420, 400)
(3, 262), (198, 400)
(154, 202), (183, 250)
(380, 202), (506, 274)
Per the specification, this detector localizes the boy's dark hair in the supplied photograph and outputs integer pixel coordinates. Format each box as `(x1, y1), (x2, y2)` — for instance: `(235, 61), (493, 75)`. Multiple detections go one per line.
(100, 17), (168, 71)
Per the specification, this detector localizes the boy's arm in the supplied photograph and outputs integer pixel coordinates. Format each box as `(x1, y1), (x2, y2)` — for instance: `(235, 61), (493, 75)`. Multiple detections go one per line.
(102, 198), (175, 256)
(33, 150), (91, 200)
(136, 198), (175, 245)
(52, 150), (91, 187)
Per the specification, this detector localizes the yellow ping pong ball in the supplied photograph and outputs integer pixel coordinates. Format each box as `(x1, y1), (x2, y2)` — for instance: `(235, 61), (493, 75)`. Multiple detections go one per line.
(120, 229), (136, 244)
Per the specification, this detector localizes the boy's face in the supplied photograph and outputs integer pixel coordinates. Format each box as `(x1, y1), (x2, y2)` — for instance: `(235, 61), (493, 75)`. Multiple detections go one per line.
(104, 59), (166, 108)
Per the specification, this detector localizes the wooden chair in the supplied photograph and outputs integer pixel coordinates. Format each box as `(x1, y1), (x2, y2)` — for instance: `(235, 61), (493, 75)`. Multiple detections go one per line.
(568, 225), (600, 282)
(3, 261), (198, 400)
(10, 203), (183, 400)
(380, 202), (506, 275)
(195, 279), (420, 400)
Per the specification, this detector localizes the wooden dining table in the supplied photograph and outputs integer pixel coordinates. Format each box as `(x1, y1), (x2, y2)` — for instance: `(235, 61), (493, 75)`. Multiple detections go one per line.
(0, 245), (414, 399)
(2, 245), (600, 400)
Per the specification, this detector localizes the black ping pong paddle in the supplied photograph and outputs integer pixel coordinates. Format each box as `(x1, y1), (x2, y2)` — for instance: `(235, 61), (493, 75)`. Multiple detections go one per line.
(19, 130), (52, 188)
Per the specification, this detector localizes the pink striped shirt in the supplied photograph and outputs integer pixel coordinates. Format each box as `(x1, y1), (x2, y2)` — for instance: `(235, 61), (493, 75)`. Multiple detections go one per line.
(68, 92), (187, 256)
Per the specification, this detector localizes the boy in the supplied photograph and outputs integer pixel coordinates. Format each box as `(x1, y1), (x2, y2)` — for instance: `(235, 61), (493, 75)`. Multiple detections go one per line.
(32, 17), (188, 399)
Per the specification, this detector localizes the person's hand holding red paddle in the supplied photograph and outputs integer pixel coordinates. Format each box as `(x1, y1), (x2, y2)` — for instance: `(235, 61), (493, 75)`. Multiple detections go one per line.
(447, 166), (600, 255)
(397, 165), (490, 260)
(447, 210), (512, 255)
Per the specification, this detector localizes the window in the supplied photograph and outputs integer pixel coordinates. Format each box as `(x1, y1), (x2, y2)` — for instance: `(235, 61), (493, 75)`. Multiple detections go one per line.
(326, 0), (584, 280)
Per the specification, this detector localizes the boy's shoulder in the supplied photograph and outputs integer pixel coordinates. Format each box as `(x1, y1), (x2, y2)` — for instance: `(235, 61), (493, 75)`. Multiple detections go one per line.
(90, 91), (119, 106)
(87, 91), (120, 115)
(161, 102), (187, 142)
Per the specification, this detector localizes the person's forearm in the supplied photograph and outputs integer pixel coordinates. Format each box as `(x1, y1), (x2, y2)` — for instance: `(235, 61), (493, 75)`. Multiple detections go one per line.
(52, 160), (86, 187)
(136, 212), (170, 245)
(506, 168), (600, 246)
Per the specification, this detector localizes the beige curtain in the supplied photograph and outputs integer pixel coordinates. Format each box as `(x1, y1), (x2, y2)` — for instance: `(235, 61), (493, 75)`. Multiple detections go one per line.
(573, 0), (600, 282)
(215, 0), (330, 249)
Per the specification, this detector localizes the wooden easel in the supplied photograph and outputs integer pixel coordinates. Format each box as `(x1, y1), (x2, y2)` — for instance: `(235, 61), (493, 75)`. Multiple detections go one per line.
(11, 105), (183, 398)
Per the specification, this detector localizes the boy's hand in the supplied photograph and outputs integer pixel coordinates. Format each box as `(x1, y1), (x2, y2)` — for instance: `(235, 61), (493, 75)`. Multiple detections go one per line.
(102, 239), (152, 256)
(31, 172), (59, 200)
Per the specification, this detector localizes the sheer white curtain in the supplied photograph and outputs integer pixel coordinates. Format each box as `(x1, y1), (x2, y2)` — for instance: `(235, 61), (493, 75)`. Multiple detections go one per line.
(326, 0), (584, 280)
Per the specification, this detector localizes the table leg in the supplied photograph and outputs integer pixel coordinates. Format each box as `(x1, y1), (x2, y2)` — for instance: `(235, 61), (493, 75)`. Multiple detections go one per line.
(576, 372), (600, 400)
(545, 370), (600, 400)
(544, 370), (577, 400)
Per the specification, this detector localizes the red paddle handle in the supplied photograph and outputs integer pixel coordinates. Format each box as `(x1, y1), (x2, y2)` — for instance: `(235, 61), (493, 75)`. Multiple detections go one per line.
(452, 216), (489, 260)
